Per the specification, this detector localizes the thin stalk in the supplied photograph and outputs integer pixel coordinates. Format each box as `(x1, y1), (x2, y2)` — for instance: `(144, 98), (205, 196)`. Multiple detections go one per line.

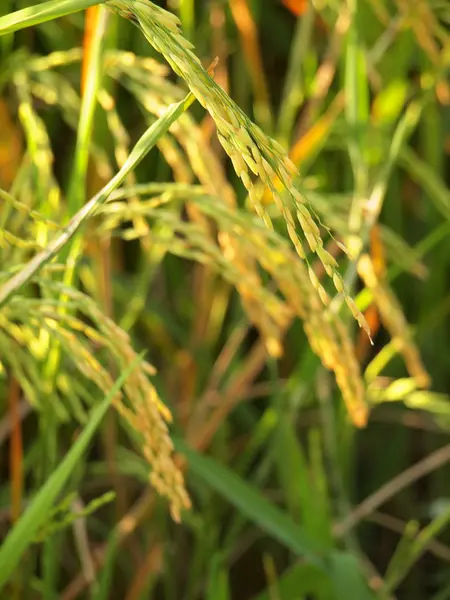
(8, 375), (22, 600)
(0, 0), (14, 54)
(0, 0), (106, 35)
(179, 0), (195, 41)
(316, 371), (355, 549)
(228, 0), (273, 132)
(316, 372), (386, 595)
(66, 6), (108, 217)
(345, 0), (369, 257)
(277, 2), (315, 145)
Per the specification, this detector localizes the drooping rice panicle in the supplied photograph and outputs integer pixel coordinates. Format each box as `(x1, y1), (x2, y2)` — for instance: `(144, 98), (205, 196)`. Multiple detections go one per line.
(105, 0), (371, 340)
(2, 281), (191, 522)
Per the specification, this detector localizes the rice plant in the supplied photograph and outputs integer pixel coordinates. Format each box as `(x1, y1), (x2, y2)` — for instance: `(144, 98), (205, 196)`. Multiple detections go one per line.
(0, 1), (449, 598)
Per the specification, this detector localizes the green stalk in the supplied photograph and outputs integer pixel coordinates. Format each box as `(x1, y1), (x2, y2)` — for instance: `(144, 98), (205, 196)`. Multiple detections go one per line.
(418, 89), (446, 385)
(45, 6), (108, 389)
(179, 0), (195, 41)
(66, 7), (108, 217)
(345, 0), (369, 246)
(0, 0), (13, 54)
(0, 0), (106, 35)
(277, 2), (315, 145)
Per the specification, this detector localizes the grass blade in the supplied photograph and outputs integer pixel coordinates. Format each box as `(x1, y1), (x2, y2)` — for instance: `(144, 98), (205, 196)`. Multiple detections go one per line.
(384, 505), (450, 594)
(175, 438), (325, 568)
(328, 552), (376, 600)
(175, 440), (375, 598)
(255, 563), (333, 600)
(0, 0), (106, 35)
